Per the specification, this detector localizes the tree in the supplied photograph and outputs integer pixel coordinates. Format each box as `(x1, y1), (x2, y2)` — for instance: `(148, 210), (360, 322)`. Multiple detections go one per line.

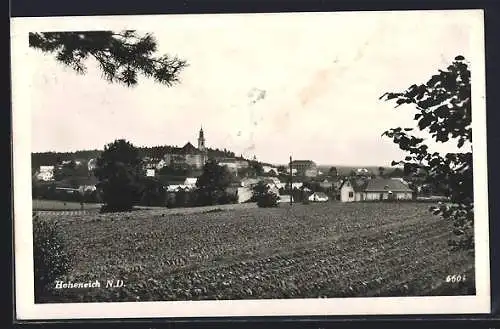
(196, 160), (232, 205)
(378, 166), (386, 178)
(380, 55), (473, 252)
(94, 139), (143, 212)
(53, 163), (72, 181)
(388, 167), (405, 178)
(249, 161), (264, 177)
(29, 31), (187, 87)
(53, 160), (89, 181)
(329, 166), (338, 176)
(252, 181), (280, 208)
(139, 177), (166, 207)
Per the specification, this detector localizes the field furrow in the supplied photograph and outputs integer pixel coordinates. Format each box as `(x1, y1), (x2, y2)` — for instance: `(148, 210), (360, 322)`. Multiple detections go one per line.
(37, 202), (475, 303)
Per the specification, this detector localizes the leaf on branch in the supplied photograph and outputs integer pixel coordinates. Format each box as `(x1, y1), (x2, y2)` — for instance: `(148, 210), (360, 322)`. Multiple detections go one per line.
(380, 56), (473, 252)
(29, 31), (188, 88)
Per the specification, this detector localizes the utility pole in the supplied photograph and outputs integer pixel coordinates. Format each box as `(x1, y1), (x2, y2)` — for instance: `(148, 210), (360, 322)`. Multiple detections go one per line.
(289, 155), (293, 205)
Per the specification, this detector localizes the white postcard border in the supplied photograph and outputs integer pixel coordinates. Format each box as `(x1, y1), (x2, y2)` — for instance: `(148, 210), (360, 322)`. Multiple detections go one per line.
(11, 10), (491, 320)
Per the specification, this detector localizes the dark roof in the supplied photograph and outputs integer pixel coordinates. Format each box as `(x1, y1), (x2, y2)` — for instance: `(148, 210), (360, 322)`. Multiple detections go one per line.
(311, 191), (328, 198)
(167, 180), (187, 186)
(157, 174), (188, 185)
(364, 178), (413, 192)
(164, 142), (204, 155)
(181, 142), (199, 153)
(339, 178), (369, 192)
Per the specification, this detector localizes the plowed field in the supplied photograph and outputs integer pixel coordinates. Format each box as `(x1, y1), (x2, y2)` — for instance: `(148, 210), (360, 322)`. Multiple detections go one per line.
(36, 202), (475, 303)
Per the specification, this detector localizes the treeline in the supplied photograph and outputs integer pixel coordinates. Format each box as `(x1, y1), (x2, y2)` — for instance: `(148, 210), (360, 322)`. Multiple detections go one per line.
(33, 182), (102, 203)
(138, 145), (239, 159)
(32, 146), (243, 171)
(32, 150), (102, 170)
(32, 177), (239, 208)
(141, 178), (238, 208)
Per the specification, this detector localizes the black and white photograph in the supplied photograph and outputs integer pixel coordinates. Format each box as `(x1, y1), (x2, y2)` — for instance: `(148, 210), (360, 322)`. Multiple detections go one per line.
(11, 10), (490, 320)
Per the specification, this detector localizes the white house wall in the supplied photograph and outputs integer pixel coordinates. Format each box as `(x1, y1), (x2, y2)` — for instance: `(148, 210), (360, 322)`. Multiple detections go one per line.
(365, 191), (413, 200)
(237, 187), (253, 203)
(340, 185), (356, 202)
(396, 192), (413, 200)
(365, 192), (383, 201)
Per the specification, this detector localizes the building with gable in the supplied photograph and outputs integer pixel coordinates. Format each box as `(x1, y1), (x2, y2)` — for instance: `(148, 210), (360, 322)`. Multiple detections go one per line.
(339, 177), (414, 202)
(290, 160), (318, 177)
(163, 127), (209, 170)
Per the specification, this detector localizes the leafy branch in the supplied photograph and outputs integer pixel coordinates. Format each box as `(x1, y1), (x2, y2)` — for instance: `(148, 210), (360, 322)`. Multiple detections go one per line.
(380, 56), (474, 252)
(29, 31), (188, 87)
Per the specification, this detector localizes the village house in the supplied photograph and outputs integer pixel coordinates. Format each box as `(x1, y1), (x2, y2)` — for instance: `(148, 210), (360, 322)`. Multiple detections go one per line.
(355, 168), (370, 175)
(36, 165), (55, 181)
(308, 191), (329, 202)
(290, 160), (318, 177)
(183, 177), (198, 188)
(259, 176), (281, 186)
(363, 178), (413, 201)
(142, 157), (162, 170)
(235, 186), (253, 203)
(156, 159), (167, 170)
(87, 158), (98, 171)
(217, 157), (249, 176)
(240, 177), (260, 188)
(339, 178), (414, 202)
(262, 165), (279, 175)
(62, 159), (86, 167)
(166, 183), (193, 192)
(318, 177), (341, 190)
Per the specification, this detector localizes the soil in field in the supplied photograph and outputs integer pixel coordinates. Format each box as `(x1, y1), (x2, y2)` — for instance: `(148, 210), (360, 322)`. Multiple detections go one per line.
(35, 202), (475, 303)
(33, 199), (102, 211)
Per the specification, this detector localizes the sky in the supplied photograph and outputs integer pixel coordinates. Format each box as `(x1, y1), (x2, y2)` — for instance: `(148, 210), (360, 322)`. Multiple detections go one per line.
(28, 11), (480, 166)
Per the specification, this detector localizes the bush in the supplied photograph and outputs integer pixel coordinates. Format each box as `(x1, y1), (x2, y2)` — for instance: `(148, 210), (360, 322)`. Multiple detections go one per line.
(139, 178), (167, 207)
(165, 192), (177, 208)
(217, 191), (238, 205)
(252, 181), (280, 207)
(33, 213), (72, 301)
(257, 191), (280, 208)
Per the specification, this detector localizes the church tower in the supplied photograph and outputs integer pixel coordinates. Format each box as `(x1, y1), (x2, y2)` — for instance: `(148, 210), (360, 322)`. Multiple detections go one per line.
(198, 126), (206, 151)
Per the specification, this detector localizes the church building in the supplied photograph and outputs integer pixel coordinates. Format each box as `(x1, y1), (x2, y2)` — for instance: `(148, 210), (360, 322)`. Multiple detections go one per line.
(163, 127), (208, 169)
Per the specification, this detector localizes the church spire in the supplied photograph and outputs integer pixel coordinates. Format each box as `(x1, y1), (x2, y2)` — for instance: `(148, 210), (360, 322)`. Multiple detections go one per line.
(198, 125), (206, 151)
